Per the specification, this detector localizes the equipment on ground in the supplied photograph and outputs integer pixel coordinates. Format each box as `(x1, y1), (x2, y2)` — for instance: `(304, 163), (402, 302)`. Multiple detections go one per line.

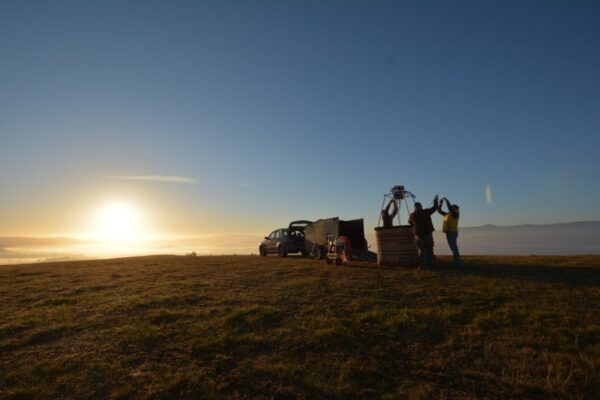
(304, 217), (376, 262)
(326, 235), (352, 265)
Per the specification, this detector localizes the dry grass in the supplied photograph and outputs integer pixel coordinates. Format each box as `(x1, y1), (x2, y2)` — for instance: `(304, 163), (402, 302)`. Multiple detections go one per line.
(0, 255), (599, 399)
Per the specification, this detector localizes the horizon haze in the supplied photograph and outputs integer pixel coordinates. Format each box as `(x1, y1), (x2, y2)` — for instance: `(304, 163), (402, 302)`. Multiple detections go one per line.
(2, 221), (599, 264)
(1, 1), (599, 259)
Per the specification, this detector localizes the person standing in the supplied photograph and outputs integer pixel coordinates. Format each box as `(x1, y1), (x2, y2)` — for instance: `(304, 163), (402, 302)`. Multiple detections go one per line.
(380, 199), (398, 228)
(438, 197), (461, 267)
(408, 195), (438, 268)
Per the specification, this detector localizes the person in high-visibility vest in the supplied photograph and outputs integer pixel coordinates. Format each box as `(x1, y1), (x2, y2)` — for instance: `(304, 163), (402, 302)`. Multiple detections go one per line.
(438, 197), (461, 267)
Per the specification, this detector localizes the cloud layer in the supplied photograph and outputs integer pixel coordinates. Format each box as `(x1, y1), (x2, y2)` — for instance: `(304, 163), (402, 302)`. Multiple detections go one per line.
(104, 175), (196, 184)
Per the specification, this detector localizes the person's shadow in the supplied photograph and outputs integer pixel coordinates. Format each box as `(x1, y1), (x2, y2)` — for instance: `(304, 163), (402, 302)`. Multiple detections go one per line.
(435, 257), (600, 286)
(343, 256), (600, 286)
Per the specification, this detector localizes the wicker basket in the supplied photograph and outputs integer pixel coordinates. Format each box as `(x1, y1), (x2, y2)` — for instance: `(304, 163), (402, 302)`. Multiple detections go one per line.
(374, 225), (418, 267)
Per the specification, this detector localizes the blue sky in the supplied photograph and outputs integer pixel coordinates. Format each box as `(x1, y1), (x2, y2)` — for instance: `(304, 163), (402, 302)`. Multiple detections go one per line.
(1, 0), (599, 237)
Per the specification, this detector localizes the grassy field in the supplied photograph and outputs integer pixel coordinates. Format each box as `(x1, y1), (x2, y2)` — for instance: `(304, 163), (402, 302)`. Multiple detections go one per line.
(0, 255), (599, 399)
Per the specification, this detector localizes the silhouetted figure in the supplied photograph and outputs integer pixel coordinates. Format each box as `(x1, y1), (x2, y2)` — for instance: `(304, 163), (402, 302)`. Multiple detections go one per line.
(409, 196), (438, 269)
(381, 199), (398, 228)
(438, 197), (461, 267)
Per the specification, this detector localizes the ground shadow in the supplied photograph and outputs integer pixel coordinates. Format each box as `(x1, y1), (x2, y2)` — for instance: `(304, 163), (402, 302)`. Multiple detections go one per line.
(337, 257), (600, 286)
(436, 260), (600, 286)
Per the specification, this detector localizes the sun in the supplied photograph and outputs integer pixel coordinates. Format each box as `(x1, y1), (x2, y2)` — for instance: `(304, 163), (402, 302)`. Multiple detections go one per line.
(94, 202), (142, 241)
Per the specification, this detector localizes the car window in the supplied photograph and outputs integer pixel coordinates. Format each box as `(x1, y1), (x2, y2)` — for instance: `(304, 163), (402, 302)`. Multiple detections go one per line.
(290, 229), (304, 239)
(275, 230), (282, 240)
(282, 229), (289, 238)
(269, 231), (277, 239)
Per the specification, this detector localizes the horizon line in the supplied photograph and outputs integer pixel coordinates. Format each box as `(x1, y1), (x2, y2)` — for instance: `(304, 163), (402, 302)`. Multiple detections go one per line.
(2, 220), (600, 241)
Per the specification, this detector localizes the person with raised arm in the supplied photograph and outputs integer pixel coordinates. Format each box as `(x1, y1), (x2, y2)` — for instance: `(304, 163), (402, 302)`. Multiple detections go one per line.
(438, 197), (461, 267)
(380, 199), (398, 228)
(408, 195), (439, 269)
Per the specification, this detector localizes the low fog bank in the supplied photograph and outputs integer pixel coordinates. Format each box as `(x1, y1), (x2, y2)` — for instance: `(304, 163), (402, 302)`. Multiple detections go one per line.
(433, 221), (600, 255)
(2, 222), (599, 264)
(0, 234), (264, 265)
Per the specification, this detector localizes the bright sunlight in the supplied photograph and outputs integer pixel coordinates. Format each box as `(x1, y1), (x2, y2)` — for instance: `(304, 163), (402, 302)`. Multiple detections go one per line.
(93, 202), (142, 241)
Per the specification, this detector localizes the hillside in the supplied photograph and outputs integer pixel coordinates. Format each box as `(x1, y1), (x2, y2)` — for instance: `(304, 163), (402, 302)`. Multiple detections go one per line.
(1, 255), (599, 399)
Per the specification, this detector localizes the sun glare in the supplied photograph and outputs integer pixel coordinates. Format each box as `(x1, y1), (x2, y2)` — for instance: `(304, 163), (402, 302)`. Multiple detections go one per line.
(94, 202), (141, 241)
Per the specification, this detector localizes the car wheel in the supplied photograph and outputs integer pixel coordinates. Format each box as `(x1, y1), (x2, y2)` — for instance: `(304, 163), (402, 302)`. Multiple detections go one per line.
(259, 246), (267, 257)
(311, 246), (323, 260)
(278, 246), (287, 257)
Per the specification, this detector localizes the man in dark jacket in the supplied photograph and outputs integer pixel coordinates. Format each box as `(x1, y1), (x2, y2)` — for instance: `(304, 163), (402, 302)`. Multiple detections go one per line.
(408, 195), (438, 268)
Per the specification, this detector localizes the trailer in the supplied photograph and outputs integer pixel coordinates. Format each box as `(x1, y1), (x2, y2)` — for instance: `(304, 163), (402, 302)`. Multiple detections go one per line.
(304, 217), (376, 261)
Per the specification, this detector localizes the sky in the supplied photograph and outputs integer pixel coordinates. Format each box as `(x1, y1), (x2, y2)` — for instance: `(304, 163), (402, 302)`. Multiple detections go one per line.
(1, 0), (599, 244)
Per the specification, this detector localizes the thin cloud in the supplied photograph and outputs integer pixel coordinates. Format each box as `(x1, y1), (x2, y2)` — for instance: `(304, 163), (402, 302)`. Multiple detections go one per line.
(104, 175), (197, 184)
(485, 184), (493, 204)
(239, 183), (252, 187)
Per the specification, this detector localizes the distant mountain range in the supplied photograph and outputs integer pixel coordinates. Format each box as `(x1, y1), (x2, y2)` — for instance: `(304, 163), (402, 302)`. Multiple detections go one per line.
(432, 221), (600, 255)
(464, 221), (600, 231)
